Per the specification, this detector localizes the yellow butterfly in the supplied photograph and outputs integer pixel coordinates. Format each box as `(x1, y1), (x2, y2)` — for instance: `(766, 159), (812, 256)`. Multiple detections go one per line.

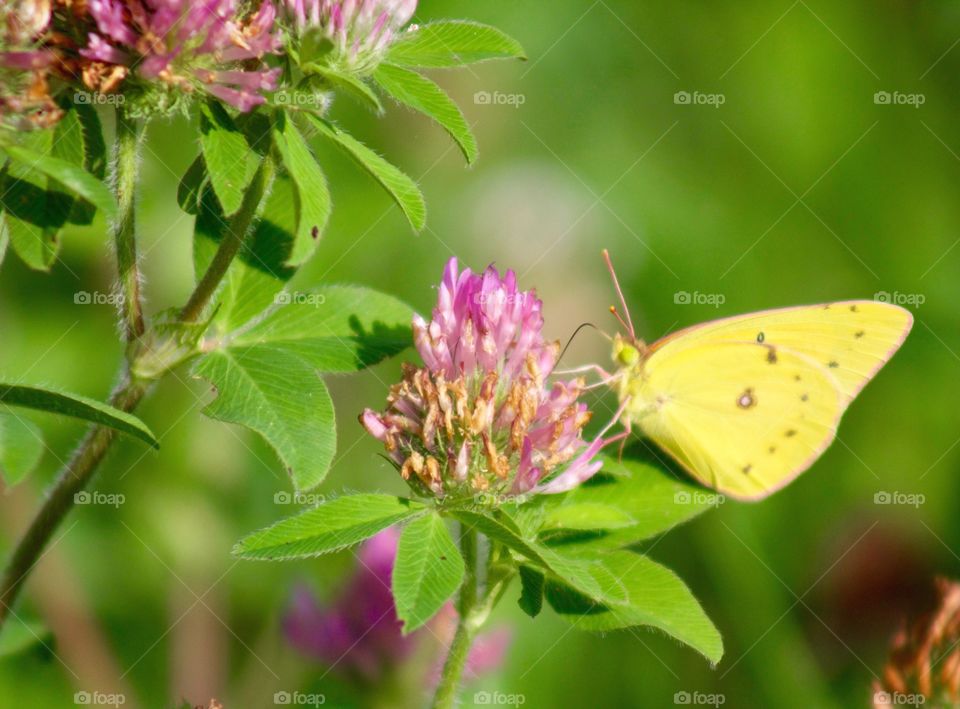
(595, 250), (913, 501)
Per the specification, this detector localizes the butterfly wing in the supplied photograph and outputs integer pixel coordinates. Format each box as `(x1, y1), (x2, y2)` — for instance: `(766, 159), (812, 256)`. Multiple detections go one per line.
(625, 301), (912, 500)
(630, 342), (843, 500)
(647, 300), (913, 403)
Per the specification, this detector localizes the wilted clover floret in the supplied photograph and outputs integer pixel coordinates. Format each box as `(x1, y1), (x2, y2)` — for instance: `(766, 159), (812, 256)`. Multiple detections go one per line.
(361, 258), (611, 500)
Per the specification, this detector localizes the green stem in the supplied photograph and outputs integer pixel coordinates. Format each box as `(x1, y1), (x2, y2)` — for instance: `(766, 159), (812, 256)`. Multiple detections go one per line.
(432, 525), (479, 709)
(113, 108), (146, 342)
(0, 371), (147, 629)
(178, 154), (275, 324)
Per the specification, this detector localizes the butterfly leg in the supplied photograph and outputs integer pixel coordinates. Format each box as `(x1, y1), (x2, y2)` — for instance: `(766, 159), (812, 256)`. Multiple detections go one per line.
(553, 363), (615, 379)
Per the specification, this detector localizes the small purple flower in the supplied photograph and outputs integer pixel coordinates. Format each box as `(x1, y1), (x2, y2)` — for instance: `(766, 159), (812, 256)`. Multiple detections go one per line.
(79, 0), (282, 111)
(361, 257), (616, 498)
(284, 528), (510, 684)
(283, 0), (417, 74)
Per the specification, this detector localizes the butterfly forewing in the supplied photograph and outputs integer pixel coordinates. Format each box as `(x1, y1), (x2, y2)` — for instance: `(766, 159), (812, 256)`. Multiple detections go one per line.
(631, 342), (843, 500)
(618, 300), (913, 500)
(646, 300), (913, 403)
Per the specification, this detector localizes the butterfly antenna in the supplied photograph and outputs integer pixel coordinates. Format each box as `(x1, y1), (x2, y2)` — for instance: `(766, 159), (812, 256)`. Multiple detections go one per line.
(602, 249), (636, 341)
(558, 322), (598, 366)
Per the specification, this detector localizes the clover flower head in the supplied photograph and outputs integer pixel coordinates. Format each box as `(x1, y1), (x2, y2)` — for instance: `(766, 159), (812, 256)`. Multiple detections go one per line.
(283, 0), (417, 74)
(0, 0), (60, 128)
(361, 257), (613, 501)
(79, 0), (283, 112)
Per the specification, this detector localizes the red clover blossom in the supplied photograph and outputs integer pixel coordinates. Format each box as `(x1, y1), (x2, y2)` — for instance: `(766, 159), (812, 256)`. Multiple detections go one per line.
(361, 258), (615, 501)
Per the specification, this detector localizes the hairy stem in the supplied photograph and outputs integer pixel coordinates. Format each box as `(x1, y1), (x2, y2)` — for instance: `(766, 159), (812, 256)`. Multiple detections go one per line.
(0, 372), (147, 629)
(432, 525), (479, 709)
(113, 108), (146, 342)
(179, 155), (275, 323)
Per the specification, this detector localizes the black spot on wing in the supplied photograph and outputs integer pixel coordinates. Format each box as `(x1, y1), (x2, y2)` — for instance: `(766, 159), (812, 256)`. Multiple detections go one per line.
(855, 330), (865, 339)
(785, 429), (797, 438)
(742, 464), (752, 474)
(756, 332), (765, 343)
(828, 360), (839, 368)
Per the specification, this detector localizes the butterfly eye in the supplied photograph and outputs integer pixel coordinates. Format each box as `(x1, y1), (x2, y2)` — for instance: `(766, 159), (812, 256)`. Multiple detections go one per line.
(616, 343), (640, 367)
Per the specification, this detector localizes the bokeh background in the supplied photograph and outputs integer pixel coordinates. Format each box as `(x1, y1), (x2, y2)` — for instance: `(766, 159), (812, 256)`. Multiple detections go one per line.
(3, 0), (960, 706)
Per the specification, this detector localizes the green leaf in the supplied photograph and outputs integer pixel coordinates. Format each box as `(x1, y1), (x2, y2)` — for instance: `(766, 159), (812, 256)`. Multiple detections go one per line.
(177, 156), (208, 216)
(229, 284), (413, 372)
(0, 384), (157, 448)
(193, 176), (296, 334)
(273, 115), (331, 265)
(234, 494), (425, 560)
(544, 550), (723, 663)
(2, 132), (61, 270)
(200, 102), (258, 216)
(393, 512), (465, 633)
(4, 144), (117, 221)
(69, 103), (108, 225)
(0, 211), (9, 269)
(194, 345), (336, 491)
(374, 63), (477, 164)
(0, 618), (50, 658)
(518, 565), (544, 618)
(387, 21), (526, 68)
(0, 409), (44, 486)
(540, 455), (716, 551)
(304, 63), (383, 113)
(308, 116), (425, 231)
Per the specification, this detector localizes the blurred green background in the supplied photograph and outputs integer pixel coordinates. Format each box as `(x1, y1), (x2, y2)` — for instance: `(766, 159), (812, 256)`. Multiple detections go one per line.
(3, 0), (960, 706)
